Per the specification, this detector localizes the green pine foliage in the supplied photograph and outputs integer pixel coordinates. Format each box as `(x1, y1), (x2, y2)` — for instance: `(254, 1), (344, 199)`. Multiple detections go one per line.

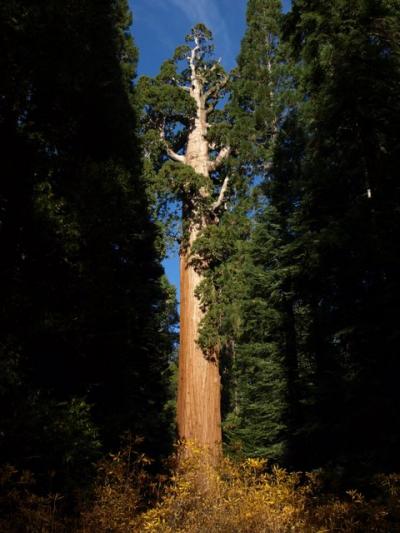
(220, 0), (294, 462)
(234, 0), (400, 474)
(280, 0), (400, 473)
(223, 0), (400, 478)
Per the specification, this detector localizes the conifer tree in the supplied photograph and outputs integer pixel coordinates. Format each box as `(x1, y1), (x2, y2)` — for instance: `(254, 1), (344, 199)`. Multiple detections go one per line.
(223, 0), (400, 475)
(267, 0), (400, 471)
(221, 0), (295, 461)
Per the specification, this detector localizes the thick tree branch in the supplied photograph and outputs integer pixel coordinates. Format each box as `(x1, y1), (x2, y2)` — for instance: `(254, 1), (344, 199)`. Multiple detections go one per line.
(171, 76), (191, 92)
(188, 36), (202, 83)
(206, 104), (215, 115)
(208, 146), (231, 172)
(160, 128), (186, 163)
(165, 145), (186, 163)
(207, 58), (221, 73)
(204, 74), (229, 100)
(212, 176), (230, 212)
(263, 160), (272, 173)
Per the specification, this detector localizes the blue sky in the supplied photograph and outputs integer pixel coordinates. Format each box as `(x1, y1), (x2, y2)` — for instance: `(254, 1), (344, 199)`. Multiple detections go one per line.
(129, 0), (292, 295)
(131, 0), (292, 75)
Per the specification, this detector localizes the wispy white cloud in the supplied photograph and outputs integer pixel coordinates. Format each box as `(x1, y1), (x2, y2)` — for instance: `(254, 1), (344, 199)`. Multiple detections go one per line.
(131, 0), (239, 72)
(167, 0), (233, 65)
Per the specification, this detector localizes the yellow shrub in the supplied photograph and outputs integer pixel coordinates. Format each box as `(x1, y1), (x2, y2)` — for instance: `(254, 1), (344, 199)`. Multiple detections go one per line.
(136, 446), (400, 533)
(79, 441), (152, 533)
(78, 443), (400, 532)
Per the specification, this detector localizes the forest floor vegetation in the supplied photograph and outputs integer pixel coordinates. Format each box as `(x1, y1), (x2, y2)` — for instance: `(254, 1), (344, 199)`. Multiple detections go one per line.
(2, 443), (400, 532)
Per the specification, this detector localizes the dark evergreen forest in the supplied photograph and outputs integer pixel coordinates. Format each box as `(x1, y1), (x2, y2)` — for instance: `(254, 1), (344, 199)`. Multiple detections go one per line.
(1, 0), (400, 531)
(0, 0), (175, 517)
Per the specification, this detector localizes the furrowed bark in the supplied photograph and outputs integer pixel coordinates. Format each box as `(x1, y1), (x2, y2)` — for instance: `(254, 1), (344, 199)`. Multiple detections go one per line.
(178, 238), (222, 462)
(176, 38), (223, 462)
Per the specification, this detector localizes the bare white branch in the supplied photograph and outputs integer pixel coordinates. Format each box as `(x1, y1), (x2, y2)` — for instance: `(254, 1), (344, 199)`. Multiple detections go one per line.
(165, 145), (186, 163)
(208, 58), (222, 73)
(171, 77), (191, 93)
(263, 160), (273, 173)
(208, 146), (231, 172)
(204, 74), (229, 100)
(189, 36), (202, 83)
(160, 127), (186, 163)
(212, 177), (230, 212)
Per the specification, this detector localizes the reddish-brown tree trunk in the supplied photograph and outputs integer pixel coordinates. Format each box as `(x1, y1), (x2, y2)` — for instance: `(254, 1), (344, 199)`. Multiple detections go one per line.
(177, 237), (222, 461)
(176, 75), (222, 460)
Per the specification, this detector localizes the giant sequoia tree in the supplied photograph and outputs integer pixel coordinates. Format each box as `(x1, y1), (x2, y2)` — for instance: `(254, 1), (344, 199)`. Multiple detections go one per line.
(140, 25), (236, 459)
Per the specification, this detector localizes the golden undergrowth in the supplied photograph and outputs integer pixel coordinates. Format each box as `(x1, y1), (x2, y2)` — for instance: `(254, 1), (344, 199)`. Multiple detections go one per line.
(80, 444), (400, 533)
(2, 444), (400, 532)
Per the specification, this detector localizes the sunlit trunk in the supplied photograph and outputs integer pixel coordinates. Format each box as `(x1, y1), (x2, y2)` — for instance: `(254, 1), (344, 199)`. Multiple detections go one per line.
(177, 241), (222, 461)
(176, 80), (222, 462)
